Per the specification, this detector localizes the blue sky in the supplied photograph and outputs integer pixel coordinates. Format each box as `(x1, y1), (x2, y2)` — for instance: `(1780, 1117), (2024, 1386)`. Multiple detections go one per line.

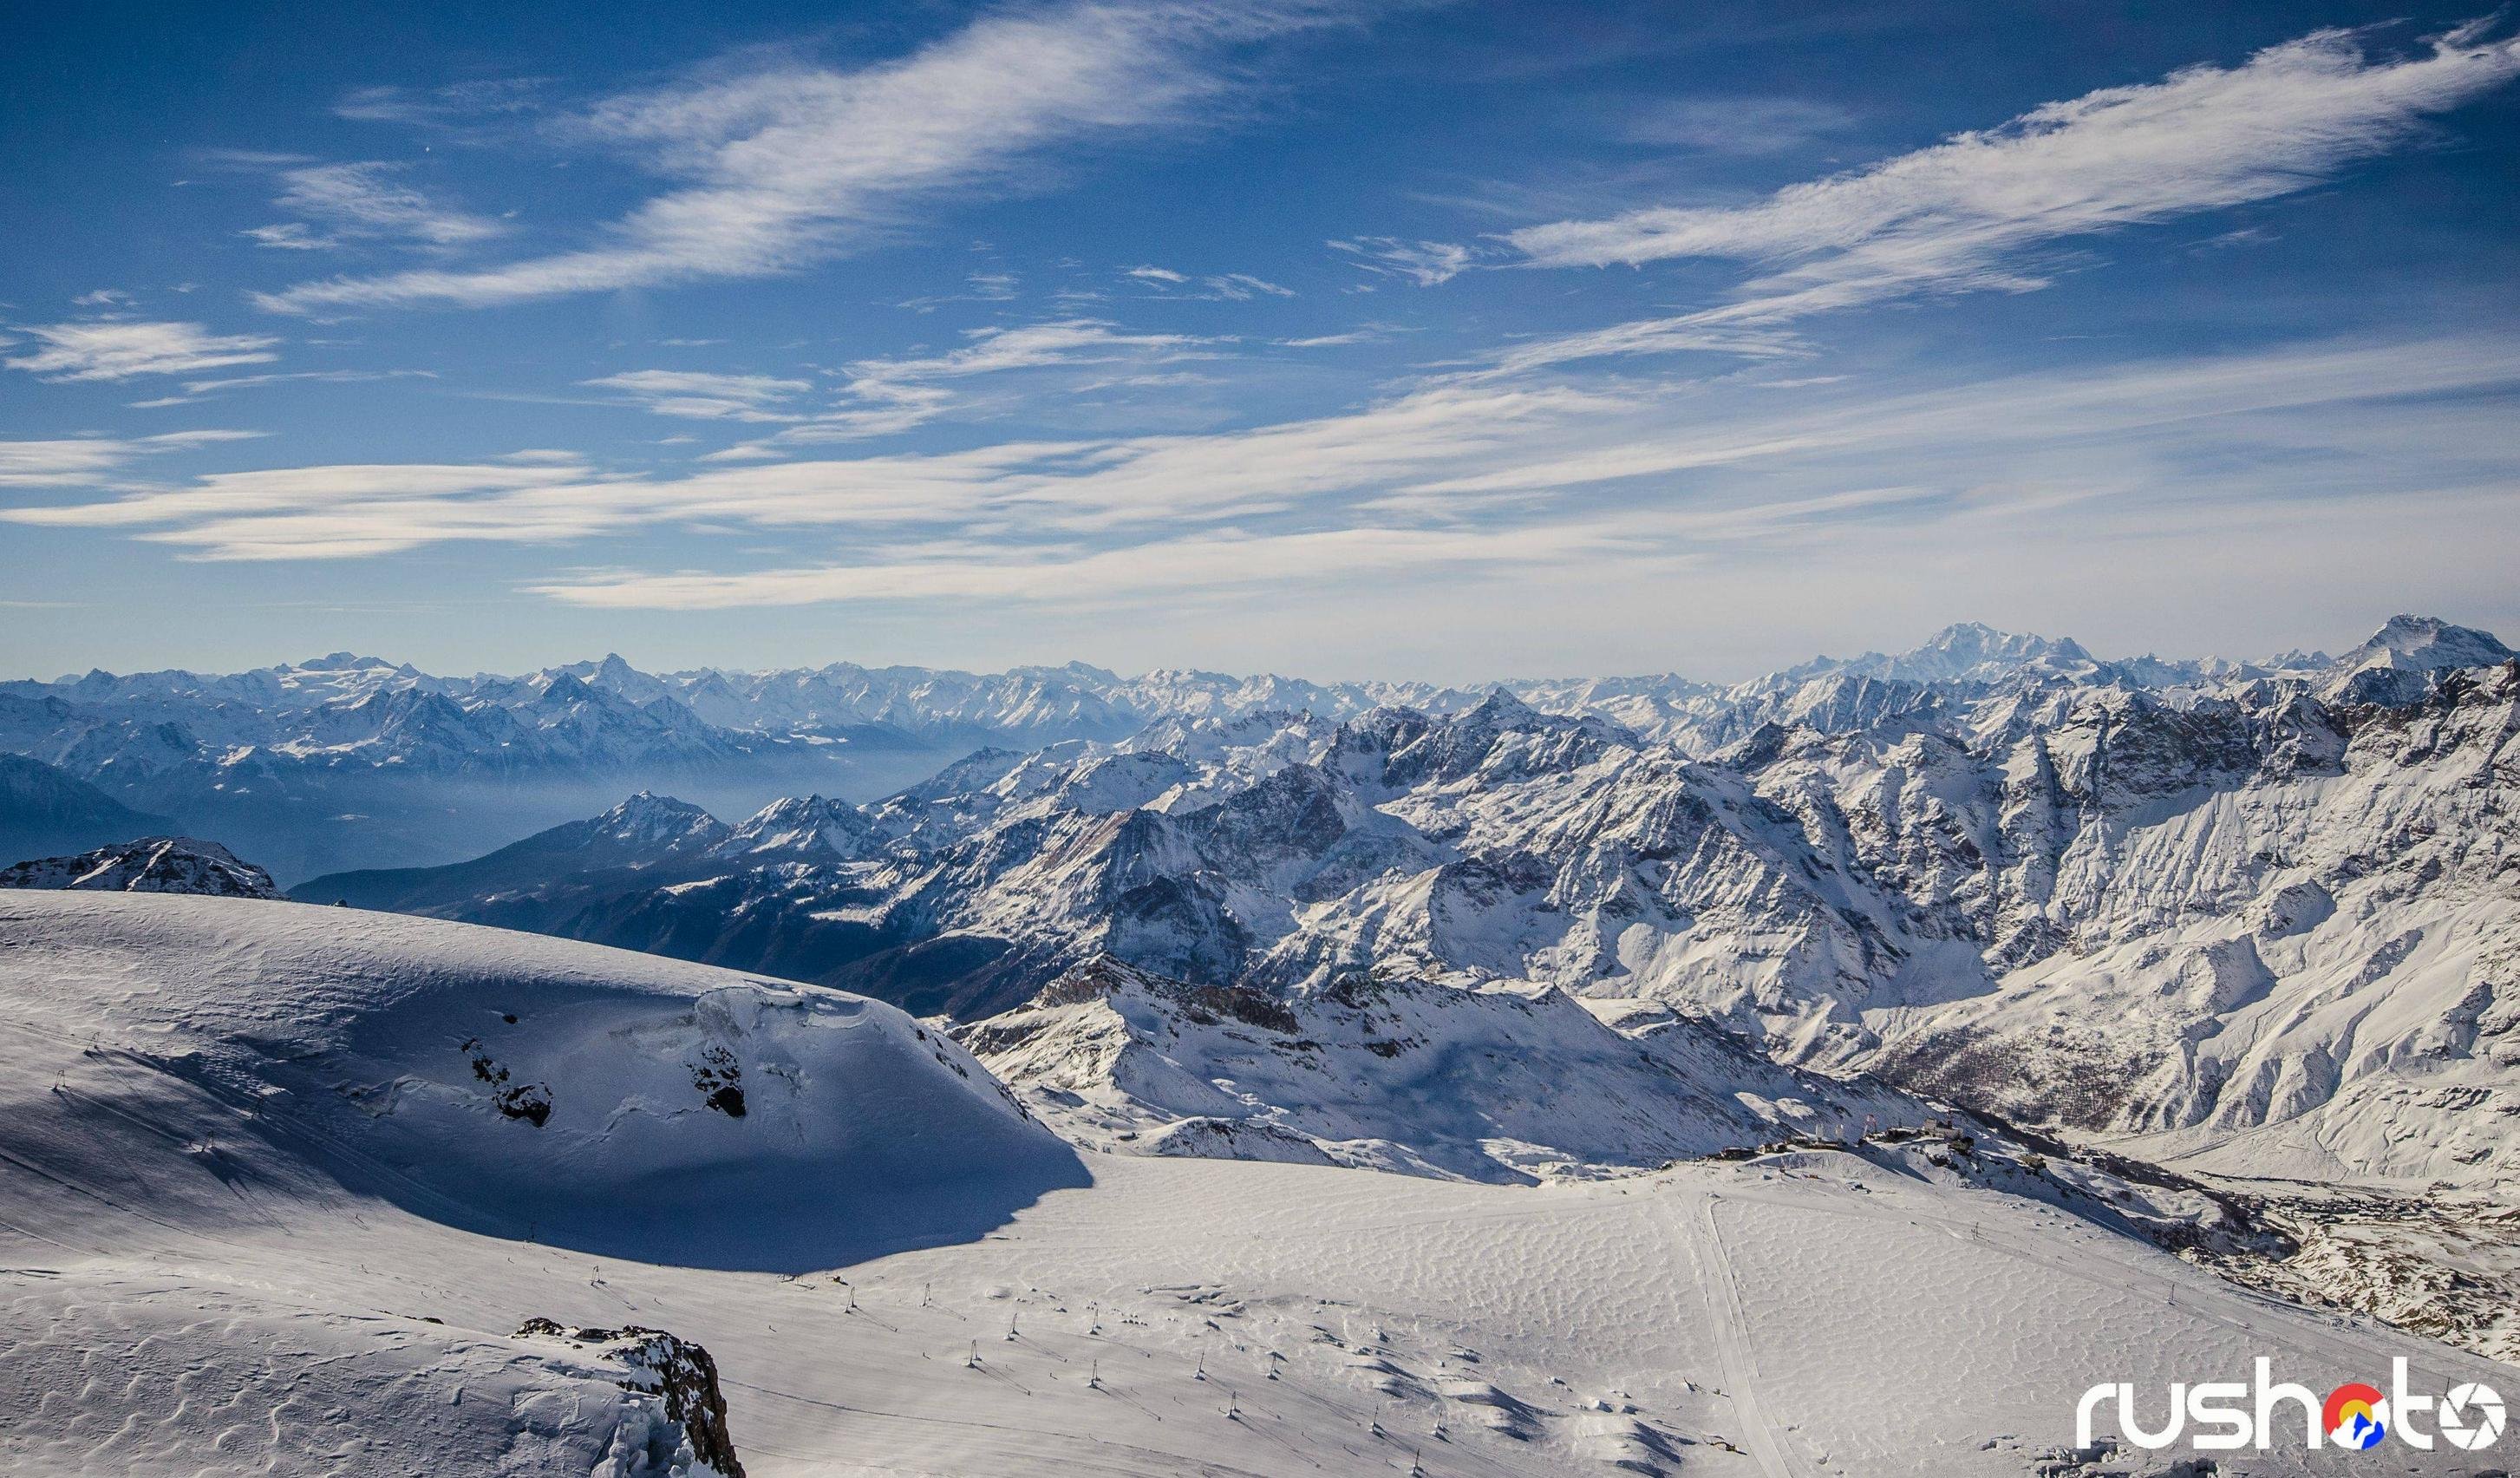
(4, 0), (2517, 682)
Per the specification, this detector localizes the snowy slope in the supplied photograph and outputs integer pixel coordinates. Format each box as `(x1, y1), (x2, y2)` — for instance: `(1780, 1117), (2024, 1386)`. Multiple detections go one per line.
(0, 892), (1080, 1267)
(2, 1274), (746, 1478)
(3, 893), (2510, 1477)
(960, 956), (1927, 1182)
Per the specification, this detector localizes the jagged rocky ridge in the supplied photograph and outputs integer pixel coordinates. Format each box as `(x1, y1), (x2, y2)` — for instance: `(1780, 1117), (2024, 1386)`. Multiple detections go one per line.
(2, 619), (2429, 885)
(258, 618), (2517, 1200)
(1, 836), (280, 899)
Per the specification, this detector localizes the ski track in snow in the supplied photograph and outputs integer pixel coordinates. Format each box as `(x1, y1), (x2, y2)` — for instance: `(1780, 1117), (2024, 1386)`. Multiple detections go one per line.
(1679, 1192), (1793, 1478)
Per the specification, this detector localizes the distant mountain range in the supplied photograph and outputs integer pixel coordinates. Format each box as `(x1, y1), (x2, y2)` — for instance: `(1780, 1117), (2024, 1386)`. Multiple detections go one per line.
(224, 615), (2520, 1203)
(10, 618), (2483, 884)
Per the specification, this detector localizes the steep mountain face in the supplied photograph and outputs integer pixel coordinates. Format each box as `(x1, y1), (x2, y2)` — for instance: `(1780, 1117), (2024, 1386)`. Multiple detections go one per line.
(957, 956), (1927, 1183)
(0, 752), (180, 864)
(1859, 664), (2520, 1187)
(0, 836), (280, 898)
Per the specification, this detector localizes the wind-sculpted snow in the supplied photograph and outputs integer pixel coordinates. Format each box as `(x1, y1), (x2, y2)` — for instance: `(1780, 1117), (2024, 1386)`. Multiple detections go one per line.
(958, 956), (1927, 1183)
(1, 1273), (748, 1477)
(2, 891), (2512, 1475)
(0, 891), (1084, 1269)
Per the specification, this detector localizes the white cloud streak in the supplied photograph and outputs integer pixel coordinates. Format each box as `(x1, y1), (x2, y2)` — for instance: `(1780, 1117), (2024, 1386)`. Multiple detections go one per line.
(249, 161), (508, 252)
(127, 368), (438, 409)
(1329, 235), (1473, 285)
(0, 430), (264, 487)
(526, 521), (1622, 609)
(3, 321), (281, 382)
(16, 334), (2514, 599)
(584, 369), (813, 422)
(763, 317), (1223, 442)
(255, 1), (1365, 313)
(1499, 23), (2520, 369)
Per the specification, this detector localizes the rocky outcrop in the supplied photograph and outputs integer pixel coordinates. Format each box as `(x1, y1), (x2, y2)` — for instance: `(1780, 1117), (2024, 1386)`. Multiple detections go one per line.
(0, 836), (279, 898)
(516, 1319), (745, 1477)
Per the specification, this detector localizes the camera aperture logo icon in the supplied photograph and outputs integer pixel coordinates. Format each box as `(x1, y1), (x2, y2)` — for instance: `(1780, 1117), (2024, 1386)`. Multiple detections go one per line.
(2440, 1383), (2507, 1451)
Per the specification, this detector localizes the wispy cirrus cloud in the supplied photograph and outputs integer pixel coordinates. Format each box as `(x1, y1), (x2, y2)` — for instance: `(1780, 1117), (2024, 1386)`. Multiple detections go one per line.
(1328, 235), (1474, 285)
(0, 429), (263, 487)
(332, 77), (547, 130)
(127, 368), (437, 409)
(14, 332), (2517, 615)
(583, 369), (813, 422)
(1606, 95), (1858, 155)
(3, 320), (280, 382)
(1496, 23), (2520, 370)
(0, 377), (1598, 558)
(255, 1), (1370, 314)
(526, 520), (1622, 610)
(756, 317), (1224, 443)
(1125, 264), (1296, 299)
(246, 161), (508, 252)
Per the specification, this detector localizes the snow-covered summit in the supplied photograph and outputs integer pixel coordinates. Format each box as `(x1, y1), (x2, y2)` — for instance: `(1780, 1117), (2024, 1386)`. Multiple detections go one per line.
(590, 791), (732, 853)
(1804, 621), (2100, 685)
(0, 836), (278, 898)
(2322, 615), (2516, 704)
(2337, 613), (2515, 673)
(713, 794), (877, 860)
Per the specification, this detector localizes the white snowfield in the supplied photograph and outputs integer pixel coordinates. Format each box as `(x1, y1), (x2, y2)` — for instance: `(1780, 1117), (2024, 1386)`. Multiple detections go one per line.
(0, 893), (2507, 1476)
(957, 956), (1930, 1183)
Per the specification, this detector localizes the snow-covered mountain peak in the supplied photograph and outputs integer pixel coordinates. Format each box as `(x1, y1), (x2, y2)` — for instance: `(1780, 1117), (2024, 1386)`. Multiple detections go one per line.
(716, 793), (877, 860)
(296, 651), (391, 672)
(2338, 614), (2513, 672)
(0, 836), (279, 898)
(2320, 615), (2513, 705)
(1806, 621), (2100, 685)
(591, 792), (729, 851)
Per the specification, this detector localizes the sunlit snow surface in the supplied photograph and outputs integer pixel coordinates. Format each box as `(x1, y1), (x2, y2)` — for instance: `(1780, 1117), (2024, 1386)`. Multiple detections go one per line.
(0, 893), (2503, 1475)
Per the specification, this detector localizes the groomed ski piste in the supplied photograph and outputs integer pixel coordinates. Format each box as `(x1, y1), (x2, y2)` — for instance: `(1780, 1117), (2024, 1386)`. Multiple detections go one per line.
(0, 890), (2504, 1476)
